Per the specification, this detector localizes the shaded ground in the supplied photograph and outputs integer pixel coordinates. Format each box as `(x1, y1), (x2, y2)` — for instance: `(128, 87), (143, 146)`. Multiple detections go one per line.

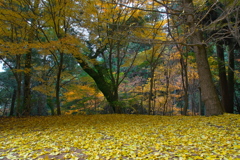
(0, 114), (240, 159)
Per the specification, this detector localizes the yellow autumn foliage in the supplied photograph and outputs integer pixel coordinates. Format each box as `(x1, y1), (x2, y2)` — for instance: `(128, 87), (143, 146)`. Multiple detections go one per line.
(0, 114), (239, 159)
(64, 85), (103, 102)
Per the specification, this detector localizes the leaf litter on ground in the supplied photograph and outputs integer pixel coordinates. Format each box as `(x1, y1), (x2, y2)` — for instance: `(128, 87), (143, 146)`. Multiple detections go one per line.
(0, 114), (239, 159)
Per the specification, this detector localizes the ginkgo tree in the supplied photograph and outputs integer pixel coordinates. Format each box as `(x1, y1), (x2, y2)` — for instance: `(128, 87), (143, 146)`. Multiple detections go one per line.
(0, 0), (78, 116)
(0, 0), (39, 116)
(70, 0), (167, 113)
(150, 0), (225, 116)
(23, 0), (154, 114)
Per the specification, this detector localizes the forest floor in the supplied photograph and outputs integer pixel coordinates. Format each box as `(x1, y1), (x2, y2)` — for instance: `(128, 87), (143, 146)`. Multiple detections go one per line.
(0, 114), (240, 160)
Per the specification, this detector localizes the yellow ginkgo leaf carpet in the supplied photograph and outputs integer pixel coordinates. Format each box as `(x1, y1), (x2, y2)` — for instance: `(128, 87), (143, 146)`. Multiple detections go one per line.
(0, 114), (240, 159)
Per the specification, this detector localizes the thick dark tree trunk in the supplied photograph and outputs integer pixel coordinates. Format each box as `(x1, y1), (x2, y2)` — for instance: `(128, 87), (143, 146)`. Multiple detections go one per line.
(228, 42), (235, 113)
(183, 0), (224, 116)
(108, 88), (121, 113)
(217, 42), (229, 112)
(76, 57), (121, 113)
(22, 0), (40, 116)
(23, 49), (32, 116)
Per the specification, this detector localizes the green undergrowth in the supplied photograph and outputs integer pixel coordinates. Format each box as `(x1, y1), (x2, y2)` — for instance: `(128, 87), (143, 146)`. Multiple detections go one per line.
(0, 114), (240, 159)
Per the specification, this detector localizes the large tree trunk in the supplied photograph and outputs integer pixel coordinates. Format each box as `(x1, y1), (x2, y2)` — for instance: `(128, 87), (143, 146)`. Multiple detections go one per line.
(108, 88), (121, 113)
(194, 33), (224, 116)
(23, 49), (32, 116)
(76, 57), (121, 113)
(217, 42), (229, 112)
(22, 0), (40, 116)
(183, 0), (224, 116)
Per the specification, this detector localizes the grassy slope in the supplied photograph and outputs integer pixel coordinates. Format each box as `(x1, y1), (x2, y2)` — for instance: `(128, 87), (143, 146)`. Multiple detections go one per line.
(0, 114), (240, 159)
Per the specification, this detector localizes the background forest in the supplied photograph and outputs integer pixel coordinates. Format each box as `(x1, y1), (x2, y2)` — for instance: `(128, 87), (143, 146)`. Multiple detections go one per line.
(0, 0), (240, 117)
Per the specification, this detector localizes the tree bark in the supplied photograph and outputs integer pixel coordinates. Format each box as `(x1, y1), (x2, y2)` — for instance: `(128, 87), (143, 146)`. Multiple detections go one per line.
(162, 70), (170, 115)
(55, 52), (64, 115)
(194, 34), (224, 116)
(228, 42), (235, 113)
(16, 78), (22, 117)
(22, 0), (40, 116)
(108, 88), (121, 113)
(9, 88), (16, 116)
(15, 55), (22, 117)
(76, 56), (121, 113)
(23, 49), (32, 116)
(217, 42), (229, 112)
(181, 53), (189, 115)
(148, 68), (155, 115)
(183, 0), (224, 116)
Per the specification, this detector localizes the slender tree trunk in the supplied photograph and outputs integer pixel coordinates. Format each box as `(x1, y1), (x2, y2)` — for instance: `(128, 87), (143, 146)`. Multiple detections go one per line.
(15, 55), (22, 117)
(181, 53), (189, 115)
(228, 42), (235, 113)
(37, 93), (47, 116)
(217, 42), (229, 112)
(4, 54), (23, 117)
(162, 70), (170, 115)
(141, 86), (144, 114)
(2, 101), (8, 116)
(183, 0), (223, 116)
(198, 87), (202, 115)
(39, 55), (49, 116)
(153, 80), (157, 115)
(55, 52), (64, 115)
(47, 97), (55, 116)
(148, 68), (155, 115)
(16, 79), (22, 117)
(9, 88), (17, 116)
